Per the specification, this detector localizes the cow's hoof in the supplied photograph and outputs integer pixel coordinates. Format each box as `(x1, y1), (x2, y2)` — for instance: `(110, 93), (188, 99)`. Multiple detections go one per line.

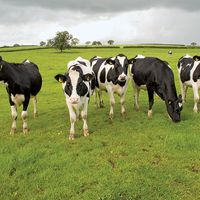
(193, 109), (198, 113)
(148, 110), (153, 118)
(33, 112), (38, 118)
(100, 104), (104, 108)
(121, 111), (126, 117)
(10, 128), (16, 135)
(83, 129), (89, 137)
(23, 128), (29, 134)
(109, 114), (113, 122)
(69, 134), (75, 140)
(134, 106), (139, 111)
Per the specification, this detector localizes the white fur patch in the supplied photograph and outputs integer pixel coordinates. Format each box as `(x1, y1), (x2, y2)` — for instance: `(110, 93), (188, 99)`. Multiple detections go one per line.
(135, 55), (145, 59)
(24, 59), (30, 63)
(11, 94), (25, 106)
(0, 80), (8, 86)
(178, 103), (182, 107)
(183, 54), (192, 58)
(117, 55), (126, 66)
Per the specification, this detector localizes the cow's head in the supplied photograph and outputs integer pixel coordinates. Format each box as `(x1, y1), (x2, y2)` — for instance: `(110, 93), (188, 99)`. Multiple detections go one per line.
(55, 66), (94, 104)
(105, 54), (134, 82)
(166, 95), (183, 122)
(193, 55), (200, 61)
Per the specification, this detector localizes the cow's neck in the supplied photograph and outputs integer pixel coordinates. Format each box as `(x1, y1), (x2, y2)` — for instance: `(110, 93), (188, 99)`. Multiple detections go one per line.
(157, 82), (177, 103)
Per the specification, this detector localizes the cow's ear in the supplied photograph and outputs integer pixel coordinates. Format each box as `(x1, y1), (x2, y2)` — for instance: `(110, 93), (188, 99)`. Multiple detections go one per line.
(193, 56), (200, 61)
(82, 73), (95, 81)
(54, 74), (66, 83)
(106, 58), (115, 65)
(128, 58), (136, 64)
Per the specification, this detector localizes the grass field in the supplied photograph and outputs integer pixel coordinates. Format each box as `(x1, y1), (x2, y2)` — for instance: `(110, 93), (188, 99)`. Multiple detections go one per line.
(0, 47), (200, 200)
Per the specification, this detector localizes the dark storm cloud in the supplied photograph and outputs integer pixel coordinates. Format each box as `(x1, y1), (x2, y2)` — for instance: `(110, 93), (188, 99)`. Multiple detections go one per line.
(1, 0), (200, 13)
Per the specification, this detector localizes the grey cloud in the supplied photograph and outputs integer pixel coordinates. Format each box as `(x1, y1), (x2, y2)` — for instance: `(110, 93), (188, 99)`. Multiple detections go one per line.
(1, 0), (200, 13)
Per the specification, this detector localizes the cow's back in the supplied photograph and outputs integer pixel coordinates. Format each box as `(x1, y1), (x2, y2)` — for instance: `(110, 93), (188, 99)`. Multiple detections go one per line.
(131, 57), (171, 86)
(10, 62), (42, 96)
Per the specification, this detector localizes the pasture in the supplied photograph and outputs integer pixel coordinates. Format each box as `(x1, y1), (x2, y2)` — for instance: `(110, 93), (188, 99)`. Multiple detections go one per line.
(0, 47), (200, 200)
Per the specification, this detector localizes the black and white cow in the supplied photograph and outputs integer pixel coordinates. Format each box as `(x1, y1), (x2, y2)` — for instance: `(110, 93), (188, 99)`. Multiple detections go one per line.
(55, 57), (95, 140)
(168, 50), (172, 55)
(130, 55), (182, 122)
(0, 56), (42, 133)
(178, 54), (200, 112)
(90, 54), (132, 120)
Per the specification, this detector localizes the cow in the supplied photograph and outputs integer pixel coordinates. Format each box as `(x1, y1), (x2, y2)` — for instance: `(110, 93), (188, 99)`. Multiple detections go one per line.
(129, 55), (182, 122)
(54, 57), (95, 140)
(0, 56), (42, 134)
(177, 54), (200, 112)
(90, 54), (133, 120)
(168, 50), (172, 55)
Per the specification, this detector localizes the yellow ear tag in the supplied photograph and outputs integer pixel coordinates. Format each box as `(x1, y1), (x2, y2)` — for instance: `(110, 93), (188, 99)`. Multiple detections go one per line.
(109, 61), (113, 65)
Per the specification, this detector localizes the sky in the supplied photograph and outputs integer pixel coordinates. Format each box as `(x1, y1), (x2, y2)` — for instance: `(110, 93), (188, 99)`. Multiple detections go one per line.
(0, 0), (200, 46)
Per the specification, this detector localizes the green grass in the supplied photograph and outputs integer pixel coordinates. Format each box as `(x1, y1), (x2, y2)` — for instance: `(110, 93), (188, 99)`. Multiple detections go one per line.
(0, 47), (200, 200)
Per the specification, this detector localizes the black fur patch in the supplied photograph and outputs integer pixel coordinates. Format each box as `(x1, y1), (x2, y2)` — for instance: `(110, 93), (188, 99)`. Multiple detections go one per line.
(100, 68), (106, 83)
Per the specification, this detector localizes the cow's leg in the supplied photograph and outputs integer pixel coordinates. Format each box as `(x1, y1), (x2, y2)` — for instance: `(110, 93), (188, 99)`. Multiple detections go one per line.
(33, 96), (37, 118)
(107, 87), (115, 120)
(180, 83), (187, 103)
(120, 92), (126, 116)
(192, 84), (199, 113)
(93, 89), (98, 108)
(98, 90), (104, 108)
(66, 101), (76, 140)
(132, 80), (140, 111)
(147, 88), (154, 118)
(10, 105), (17, 134)
(22, 95), (30, 134)
(81, 99), (89, 137)
(8, 94), (17, 134)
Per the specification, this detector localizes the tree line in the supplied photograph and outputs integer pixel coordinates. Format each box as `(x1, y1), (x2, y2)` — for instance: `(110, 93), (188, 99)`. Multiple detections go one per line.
(39, 31), (115, 52)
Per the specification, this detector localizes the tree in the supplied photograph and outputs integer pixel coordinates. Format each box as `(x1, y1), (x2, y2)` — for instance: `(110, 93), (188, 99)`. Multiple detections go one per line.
(107, 40), (114, 45)
(191, 42), (197, 46)
(85, 41), (91, 45)
(92, 41), (102, 46)
(96, 41), (102, 46)
(71, 38), (79, 46)
(53, 31), (73, 52)
(13, 44), (20, 47)
(46, 39), (55, 47)
(40, 41), (46, 46)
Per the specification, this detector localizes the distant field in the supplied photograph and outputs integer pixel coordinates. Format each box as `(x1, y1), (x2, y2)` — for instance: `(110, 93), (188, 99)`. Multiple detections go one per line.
(0, 47), (200, 200)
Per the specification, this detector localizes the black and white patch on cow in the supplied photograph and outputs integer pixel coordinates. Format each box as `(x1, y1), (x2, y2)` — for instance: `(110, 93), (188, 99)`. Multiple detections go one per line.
(54, 57), (95, 140)
(0, 56), (42, 134)
(90, 54), (133, 120)
(178, 54), (200, 112)
(130, 55), (182, 122)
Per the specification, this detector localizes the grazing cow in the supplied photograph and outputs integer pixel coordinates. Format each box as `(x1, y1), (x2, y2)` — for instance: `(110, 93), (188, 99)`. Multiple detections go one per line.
(90, 54), (133, 120)
(55, 57), (95, 140)
(168, 50), (172, 55)
(177, 54), (200, 112)
(0, 56), (42, 134)
(130, 55), (182, 122)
